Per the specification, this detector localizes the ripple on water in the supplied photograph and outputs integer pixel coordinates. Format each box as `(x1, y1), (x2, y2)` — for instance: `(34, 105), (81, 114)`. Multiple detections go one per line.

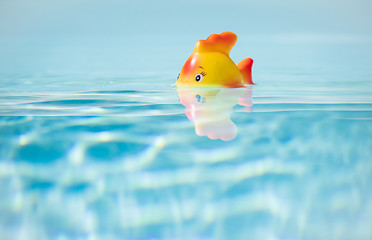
(0, 73), (371, 239)
(86, 141), (148, 161)
(14, 142), (69, 163)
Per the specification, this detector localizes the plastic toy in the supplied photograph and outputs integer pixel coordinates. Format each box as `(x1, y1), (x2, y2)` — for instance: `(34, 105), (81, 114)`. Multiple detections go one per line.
(176, 31), (253, 88)
(177, 86), (253, 141)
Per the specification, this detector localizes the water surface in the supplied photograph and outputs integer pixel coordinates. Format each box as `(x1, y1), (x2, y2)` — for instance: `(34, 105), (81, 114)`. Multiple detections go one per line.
(0, 35), (372, 240)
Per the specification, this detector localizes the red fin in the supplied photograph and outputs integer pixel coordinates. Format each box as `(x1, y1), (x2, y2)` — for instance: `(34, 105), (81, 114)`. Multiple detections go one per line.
(237, 58), (254, 84)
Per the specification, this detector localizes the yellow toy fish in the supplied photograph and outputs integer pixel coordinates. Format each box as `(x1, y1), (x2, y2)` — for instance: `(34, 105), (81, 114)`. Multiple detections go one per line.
(176, 31), (253, 88)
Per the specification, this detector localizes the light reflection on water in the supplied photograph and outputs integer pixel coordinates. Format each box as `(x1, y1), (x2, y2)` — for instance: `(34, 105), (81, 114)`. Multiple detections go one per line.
(177, 87), (253, 141)
(0, 73), (372, 239)
(0, 31), (372, 239)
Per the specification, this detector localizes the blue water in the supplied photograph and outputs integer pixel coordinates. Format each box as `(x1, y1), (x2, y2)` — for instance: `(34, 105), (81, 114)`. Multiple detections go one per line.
(1, 33), (372, 240)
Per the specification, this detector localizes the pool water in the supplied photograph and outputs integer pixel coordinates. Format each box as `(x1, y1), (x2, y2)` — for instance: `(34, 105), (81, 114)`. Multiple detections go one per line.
(0, 34), (372, 240)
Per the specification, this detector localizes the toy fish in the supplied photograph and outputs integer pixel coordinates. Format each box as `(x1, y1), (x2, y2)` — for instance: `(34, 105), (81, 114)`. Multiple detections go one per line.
(176, 31), (253, 88)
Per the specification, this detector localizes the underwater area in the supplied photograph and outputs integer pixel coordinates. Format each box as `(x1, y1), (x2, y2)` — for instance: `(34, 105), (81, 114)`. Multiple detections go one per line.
(1, 0), (372, 239)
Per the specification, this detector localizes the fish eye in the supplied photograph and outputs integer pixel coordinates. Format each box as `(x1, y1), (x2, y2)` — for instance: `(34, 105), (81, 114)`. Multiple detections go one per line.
(195, 74), (203, 82)
(177, 73), (180, 79)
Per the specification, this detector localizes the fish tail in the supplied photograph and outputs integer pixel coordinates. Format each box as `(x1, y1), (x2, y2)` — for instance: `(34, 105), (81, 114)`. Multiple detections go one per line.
(237, 58), (254, 85)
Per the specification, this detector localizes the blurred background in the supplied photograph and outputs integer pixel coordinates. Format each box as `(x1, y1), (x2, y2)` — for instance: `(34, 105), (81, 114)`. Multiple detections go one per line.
(1, 0), (371, 77)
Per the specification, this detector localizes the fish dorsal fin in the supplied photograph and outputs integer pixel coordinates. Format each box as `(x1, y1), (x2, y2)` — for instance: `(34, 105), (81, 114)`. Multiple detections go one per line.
(194, 31), (237, 56)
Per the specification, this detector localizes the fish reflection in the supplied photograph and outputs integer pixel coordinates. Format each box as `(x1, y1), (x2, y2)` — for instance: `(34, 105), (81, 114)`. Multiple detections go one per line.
(177, 86), (253, 141)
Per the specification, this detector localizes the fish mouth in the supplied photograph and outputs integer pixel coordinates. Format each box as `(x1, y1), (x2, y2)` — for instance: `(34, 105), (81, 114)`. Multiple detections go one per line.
(175, 80), (188, 87)
(175, 77), (198, 87)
